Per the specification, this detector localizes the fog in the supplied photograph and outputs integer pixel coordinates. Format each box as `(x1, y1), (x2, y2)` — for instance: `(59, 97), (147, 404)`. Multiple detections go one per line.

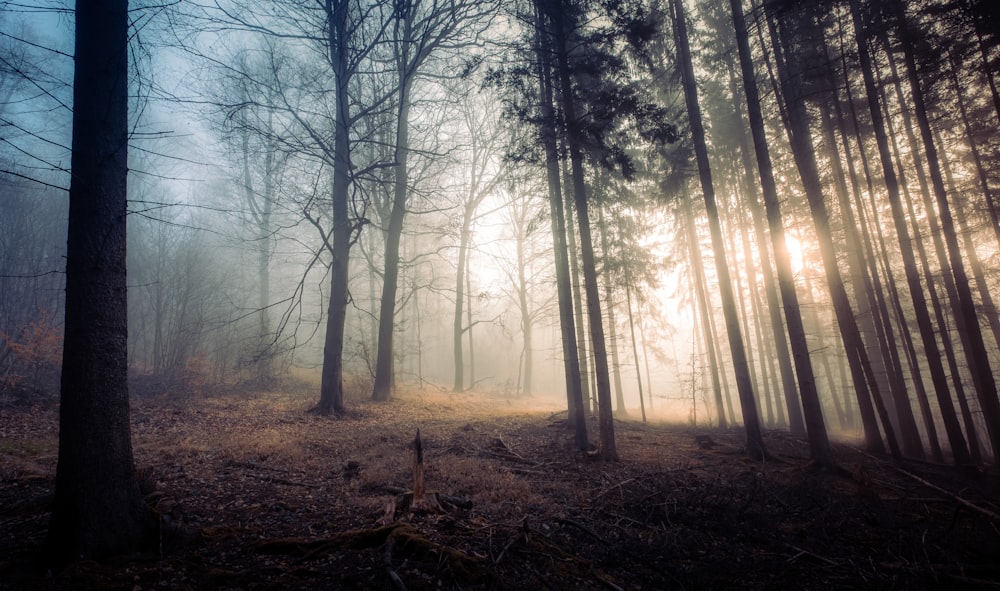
(3, 0), (1000, 464)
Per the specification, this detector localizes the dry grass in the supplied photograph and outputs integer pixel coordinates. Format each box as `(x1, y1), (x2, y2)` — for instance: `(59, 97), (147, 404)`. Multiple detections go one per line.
(2, 383), (999, 590)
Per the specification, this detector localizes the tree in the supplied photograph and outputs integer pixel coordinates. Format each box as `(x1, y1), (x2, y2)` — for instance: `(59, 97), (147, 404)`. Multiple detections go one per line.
(888, 0), (1000, 462)
(46, 0), (156, 564)
(530, 0), (589, 449)
(450, 87), (507, 393)
(372, 0), (497, 401)
(315, 0), (368, 414)
(848, 0), (965, 462)
(541, 0), (618, 460)
(672, 0), (765, 459)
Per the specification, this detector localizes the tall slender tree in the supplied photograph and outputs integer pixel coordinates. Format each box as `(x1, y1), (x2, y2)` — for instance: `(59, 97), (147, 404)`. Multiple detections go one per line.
(889, 0), (1000, 462)
(673, 0), (765, 459)
(744, 0), (847, 467)
(374, 0), (497, 401)
(317, 0), (360, 414)
(527, 0), (589, 447)
(539, 0), (618, 459)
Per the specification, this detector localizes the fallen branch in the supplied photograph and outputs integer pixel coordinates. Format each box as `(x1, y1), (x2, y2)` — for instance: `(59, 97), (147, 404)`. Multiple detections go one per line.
(896, 467), (1000, 524)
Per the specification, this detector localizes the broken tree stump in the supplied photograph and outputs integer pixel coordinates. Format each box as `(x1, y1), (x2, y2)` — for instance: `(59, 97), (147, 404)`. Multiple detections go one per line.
(379, 429), (445, 525)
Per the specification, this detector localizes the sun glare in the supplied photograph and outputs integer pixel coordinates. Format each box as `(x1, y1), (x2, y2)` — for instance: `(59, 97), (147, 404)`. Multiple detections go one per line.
(784, 233), (804, 273)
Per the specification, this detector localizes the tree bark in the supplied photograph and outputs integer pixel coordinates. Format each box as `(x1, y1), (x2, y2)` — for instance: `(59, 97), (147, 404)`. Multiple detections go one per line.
(47, 0), (156, 565)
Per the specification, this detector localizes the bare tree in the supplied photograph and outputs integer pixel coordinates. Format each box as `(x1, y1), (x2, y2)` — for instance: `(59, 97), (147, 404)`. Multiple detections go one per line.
(450, 86), (507, 393)
(373, 0), (498, 401)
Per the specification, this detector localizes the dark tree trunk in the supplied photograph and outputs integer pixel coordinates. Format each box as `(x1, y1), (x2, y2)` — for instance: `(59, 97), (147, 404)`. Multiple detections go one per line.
(317, 0), (353, 416)
(563, 166), (593, 414)
(833, 23), (943, 459)
(731, 0), (835, 459)
(675, 0), (765, 459)
(891, 0), (1000, 461)
(817, 96), (911, 457)
(880, 45), (981, 463)
(533, 0), (588, 450)
(727, 55), (799, 432)
(372, 90), (410, 401)
(46, 0), (156, 565)
(548, 1), (617, 459)
(766, 0), (879, 466)
(851, 0), (969, 463)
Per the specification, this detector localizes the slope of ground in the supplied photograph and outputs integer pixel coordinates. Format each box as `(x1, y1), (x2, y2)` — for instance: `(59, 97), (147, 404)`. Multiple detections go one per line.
(1, 385), (998, 590)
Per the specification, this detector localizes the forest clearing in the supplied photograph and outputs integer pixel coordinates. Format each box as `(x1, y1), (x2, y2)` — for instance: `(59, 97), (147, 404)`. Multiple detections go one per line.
(4, 0), (1000, 583)
(2, 384), (998, 590)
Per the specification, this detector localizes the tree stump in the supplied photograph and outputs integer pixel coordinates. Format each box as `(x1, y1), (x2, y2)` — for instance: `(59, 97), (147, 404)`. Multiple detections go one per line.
(379, 429), (444, 525)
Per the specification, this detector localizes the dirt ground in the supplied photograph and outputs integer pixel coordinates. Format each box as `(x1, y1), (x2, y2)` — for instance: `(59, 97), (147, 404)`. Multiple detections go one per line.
(1, 384), (999, 590)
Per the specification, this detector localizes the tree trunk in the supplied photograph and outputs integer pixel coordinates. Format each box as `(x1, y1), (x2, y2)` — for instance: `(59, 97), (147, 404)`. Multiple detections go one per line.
(317, 0), (353, 416)
(515, 210), (533, 396)
(892, 0), (1000, 461)
(945, 56), (1000, 354)
(453, 209), (471, 392)
(766, 0), (875, 466)
(564, 163), (593, 413)
(727, 52), (799, 432)
(372, 91), (409, 401)
(47, 0), (156, 564)
(674, 0), (765, 459)
(851, 0), (968, 463)
(817, 95), (912, 456)
(834, 24), (943, 458)
(549, 0), (617, 460)
(625, 281), (646, 423)
(684, 193), (727, 429)
(466, 268), (475, 387)
(533, 2), (588, 449)
(597, 205), (627, 416)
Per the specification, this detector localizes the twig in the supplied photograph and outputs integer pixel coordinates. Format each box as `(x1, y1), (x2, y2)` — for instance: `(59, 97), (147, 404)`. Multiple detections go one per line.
(786, 543), (839, 566)
(593, 478), (636, 502)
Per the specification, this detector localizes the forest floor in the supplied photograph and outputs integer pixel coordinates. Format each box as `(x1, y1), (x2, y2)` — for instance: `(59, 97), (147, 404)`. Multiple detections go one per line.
(1, 383), (999, 590)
